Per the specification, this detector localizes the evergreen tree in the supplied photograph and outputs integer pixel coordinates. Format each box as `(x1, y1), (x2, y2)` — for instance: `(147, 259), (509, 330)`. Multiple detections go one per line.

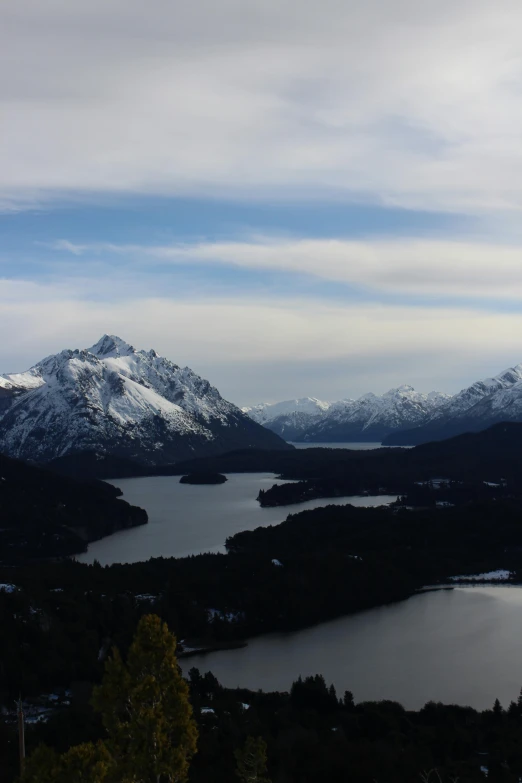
(508, 700), (518, 718)
(235, 736), (271, 783)
(343, 690), (355, 710)
(20, 745), (61, 783)
(517, 686), (522, 715)
(92, 614), (198, 783)
(21, 741), (111, 783)
(22, 615), (197, 783)
(492, 698), (503, 720)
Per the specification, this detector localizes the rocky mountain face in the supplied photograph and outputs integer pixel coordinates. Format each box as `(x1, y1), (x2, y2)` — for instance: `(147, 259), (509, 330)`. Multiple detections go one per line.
(245, 387), (450, 443)
(0, 335), (291, 464)
(385, 364), (522, 445)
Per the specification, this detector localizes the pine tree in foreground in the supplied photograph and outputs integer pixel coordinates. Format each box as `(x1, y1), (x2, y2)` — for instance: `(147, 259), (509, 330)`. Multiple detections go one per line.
(21, 614), (198, 783)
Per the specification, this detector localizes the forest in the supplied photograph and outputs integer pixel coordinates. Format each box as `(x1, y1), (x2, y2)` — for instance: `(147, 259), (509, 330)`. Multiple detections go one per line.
(0, 453), (147, 563)
(4, 612), (522, 783)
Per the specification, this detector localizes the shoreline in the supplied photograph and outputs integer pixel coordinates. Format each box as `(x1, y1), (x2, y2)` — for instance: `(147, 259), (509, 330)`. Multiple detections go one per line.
(178, 639), (248, 658)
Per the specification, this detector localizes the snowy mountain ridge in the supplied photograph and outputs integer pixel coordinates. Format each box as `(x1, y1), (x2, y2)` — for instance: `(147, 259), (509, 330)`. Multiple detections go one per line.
(244, 385), (451, 442)
(0, 335), (289, 464)
(385, 363), (522, 445)
(247, 362), (522, 445)
(243, 397), (332, 424)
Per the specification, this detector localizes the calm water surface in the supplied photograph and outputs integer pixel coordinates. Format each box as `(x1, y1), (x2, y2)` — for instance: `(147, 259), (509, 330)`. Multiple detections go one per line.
(290, 442), (384, 450)
(181, 587), (522, 710)
(76, 473), (396, 565)
(290, 442), (411, 450)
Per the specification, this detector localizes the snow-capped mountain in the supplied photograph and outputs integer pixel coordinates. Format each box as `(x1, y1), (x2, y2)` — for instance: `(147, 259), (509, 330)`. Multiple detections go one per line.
(244, 386), (450, 442)
(0, 335), (290, 464)
(242, 398), (331, 440)
(385, 364), (522, 445)
(304, 386), (450, 442)
(243, 397), (331, 424)
(247, 362), (522, 446)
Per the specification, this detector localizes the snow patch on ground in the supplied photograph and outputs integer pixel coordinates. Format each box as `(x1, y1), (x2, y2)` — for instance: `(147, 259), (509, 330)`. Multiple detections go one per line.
(207, 608), (244, 622)
(449, 570), (511, 582)
(0, 583), (17, 593)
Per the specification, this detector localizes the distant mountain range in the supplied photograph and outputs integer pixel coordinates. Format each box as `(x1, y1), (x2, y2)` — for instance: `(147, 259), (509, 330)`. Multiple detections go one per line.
(385, 364), (522, 445)
(0, 335), (290, 464)
(244, 363), (522, 445)
(243, 386), (450, 443)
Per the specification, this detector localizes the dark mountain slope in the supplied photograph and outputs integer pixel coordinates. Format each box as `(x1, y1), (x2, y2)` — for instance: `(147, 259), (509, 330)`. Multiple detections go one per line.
(47, 451), (148, 480)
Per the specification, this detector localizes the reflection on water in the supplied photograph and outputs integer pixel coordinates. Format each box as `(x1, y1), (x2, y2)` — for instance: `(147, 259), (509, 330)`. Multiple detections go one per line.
(181, 587), (522, 710)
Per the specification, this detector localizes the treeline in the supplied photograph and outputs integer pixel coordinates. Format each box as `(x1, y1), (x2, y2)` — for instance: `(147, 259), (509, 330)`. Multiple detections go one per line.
(177, 423), (522, 509)
(258, 474), (511, 507)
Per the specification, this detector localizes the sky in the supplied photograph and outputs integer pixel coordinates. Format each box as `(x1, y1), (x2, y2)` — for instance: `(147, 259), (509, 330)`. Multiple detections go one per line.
(3, 0), (522, 405)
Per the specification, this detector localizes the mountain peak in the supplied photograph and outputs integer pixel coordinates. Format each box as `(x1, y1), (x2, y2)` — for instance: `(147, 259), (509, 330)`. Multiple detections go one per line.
(89, 335), (135, 358)
(0, 337), (290, 464)
(383, 385), (416, 397)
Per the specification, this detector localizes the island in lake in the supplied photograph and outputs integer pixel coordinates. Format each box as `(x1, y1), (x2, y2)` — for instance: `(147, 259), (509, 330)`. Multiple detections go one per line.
(180, 472), (228, 485)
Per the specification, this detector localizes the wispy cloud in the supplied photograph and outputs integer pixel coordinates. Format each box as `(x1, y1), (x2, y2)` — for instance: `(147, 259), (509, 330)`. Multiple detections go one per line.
(46, 239), (88, 255)
(3, 0), (522, 213)
(48, 236), (522, 302)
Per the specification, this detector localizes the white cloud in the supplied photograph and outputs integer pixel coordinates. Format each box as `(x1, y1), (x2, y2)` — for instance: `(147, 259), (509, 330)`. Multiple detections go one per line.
(3, 0), (522, 213)
(2, 278), (522, 403)
(49, 236), (522, 300)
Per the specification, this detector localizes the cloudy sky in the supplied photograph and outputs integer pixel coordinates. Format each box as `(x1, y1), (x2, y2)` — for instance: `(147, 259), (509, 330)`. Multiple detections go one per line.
(2, 0), (522, 404)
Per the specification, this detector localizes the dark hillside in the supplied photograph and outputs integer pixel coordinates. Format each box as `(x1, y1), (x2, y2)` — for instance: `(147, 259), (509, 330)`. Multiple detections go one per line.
(0, 453), (147, 562)
(47, 450), (148, 480)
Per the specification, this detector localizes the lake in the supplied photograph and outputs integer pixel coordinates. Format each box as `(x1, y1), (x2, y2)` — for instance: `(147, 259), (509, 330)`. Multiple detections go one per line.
(290, 442), (384, 450)
(181, 586), (522, 710)
(76, 473), (397, 565)
(290, 442), (411, 450)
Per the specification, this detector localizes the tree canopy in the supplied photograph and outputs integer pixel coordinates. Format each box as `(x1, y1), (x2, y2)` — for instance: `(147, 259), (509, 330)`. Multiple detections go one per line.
(21, 615), (197, 783)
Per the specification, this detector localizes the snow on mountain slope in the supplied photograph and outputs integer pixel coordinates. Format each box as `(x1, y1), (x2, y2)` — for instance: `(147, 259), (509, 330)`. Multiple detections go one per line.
(0, 370), (44, 391)
(303, 386), (450, 442)
(385, 363), (522, 445)
(0, 367), (45, 415)
(244, 386), (450, 442)
(0, 336), (290, 464)
(242, 398), (331, 441)
(432, 364), (522, 420)
(243, 397), (331, 424)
